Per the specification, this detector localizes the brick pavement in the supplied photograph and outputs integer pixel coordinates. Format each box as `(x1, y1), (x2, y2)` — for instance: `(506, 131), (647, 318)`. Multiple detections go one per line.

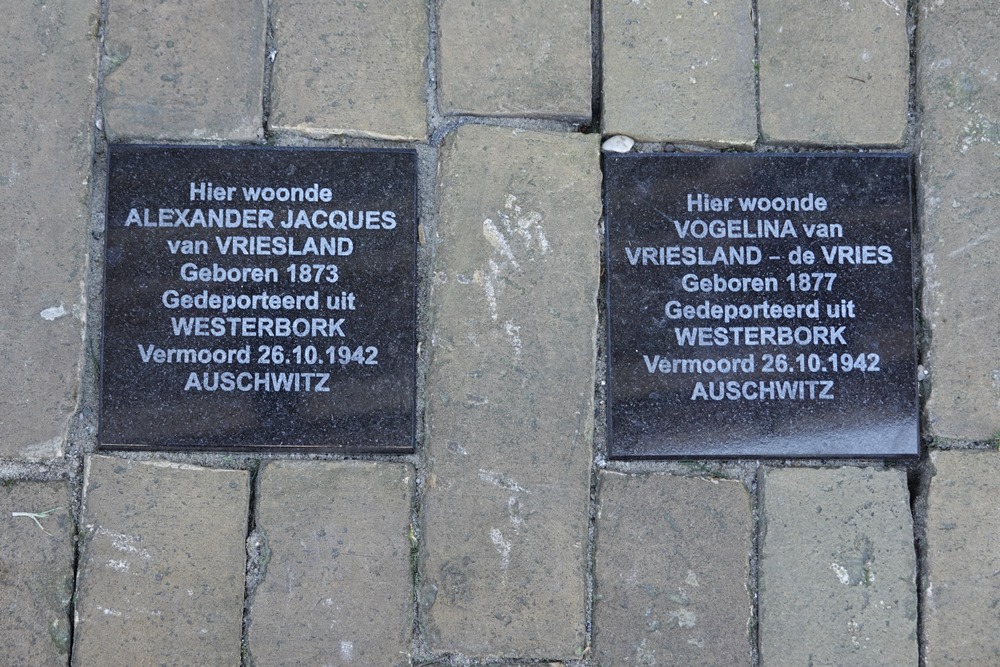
(1, 482), (75, 666)
(0, 1), (97, 459)
(759, 467), (918, 666)
(924, 451), (1000, 665)
(602, 0), (756, 145)
(72, 457), (249, 666)
(103, 0), (266, 141)
(270, 0), (427, 140)
(758, 0), (909, 145)
(593, 472), (752, 666)
(917, 0), (1000, 440)
(247, 461), (414, 666)
(0, 1), (997, 665)
(421, 125), (599, 658)
(439, 0), (591, 119)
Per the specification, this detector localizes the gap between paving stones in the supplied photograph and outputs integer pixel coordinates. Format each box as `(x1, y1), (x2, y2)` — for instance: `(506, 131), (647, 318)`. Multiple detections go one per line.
(2, 1), (997, 665)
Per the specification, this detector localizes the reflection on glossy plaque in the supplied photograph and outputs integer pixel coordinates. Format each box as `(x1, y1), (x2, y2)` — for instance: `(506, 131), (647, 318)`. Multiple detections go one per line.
(605, 153), (917, 459)
(100, 145), (416, 452)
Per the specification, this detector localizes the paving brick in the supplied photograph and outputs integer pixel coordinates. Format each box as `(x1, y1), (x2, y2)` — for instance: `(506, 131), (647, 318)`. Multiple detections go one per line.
(421, 126), (600, 658)
(917, 1), (1000, 440)
(0, 482), (74, 666)
(924, 451), (1000, 665)
(602, 0), (756, 145)
(593, 472), (752, 666)
(438, 0), (591, 119)
(0, 1), (97, 459)
(248, 461), (414, 667)
(103, 0), (265, 141)
(759, 0), (909, 145)
(760, 467), (918, 667)
(270, 0), (427, 141)
(72, 456), (249, 667)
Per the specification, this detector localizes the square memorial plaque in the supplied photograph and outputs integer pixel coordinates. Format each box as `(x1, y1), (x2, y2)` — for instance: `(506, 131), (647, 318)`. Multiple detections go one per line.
(605, 153), (917, 458)
(100, 145), (416, 452)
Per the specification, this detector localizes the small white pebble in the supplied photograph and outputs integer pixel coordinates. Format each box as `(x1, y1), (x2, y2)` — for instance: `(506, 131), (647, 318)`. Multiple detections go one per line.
(917, 365), (928, 381)
(602, 135), (635, 153)
(40, 304), (68, 321)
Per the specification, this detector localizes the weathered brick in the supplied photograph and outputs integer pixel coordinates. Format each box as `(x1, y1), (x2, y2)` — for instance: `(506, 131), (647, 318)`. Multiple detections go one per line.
(924, 451), (1000, 665)
(759, 0), (909, 145)
(0, 1), (98, 458)
(248, 461), (414, 667)
(270, 0), (427, 140)
(72, 456), (249, 667)
(421, 125), (599, 658)
(0, 482), (74, 666)
(439, 0), (591, 118)
(103, 0), (266, 141)
(593, 472), (752, 666)
(917, 1), (1000, 440)
(760, 467), (918, 666)
(602, 0), (756, 145)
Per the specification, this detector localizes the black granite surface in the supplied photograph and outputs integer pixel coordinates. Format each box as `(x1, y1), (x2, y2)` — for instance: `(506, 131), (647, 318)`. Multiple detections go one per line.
(605, 153), (917, 458)
(100, 145), (416, 452)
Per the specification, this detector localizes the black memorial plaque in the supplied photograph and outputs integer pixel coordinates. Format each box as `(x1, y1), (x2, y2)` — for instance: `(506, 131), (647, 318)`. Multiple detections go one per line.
(605, 154), (917, 458)
(100, 145), (416, 452)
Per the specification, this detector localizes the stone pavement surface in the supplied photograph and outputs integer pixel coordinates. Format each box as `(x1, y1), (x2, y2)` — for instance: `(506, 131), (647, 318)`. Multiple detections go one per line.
(924, 451), (1000, 665)
(72, 456), (249, 667)
(438, 0), (591, 119)
(421, 125), (599, 659)
(759, 467), (918, 666)
(758, 0), (909, 145)
(270, 0), (427, 141)
(1, 1), (999, 665)
(602, 0), (756, 145)
(103, 0), (266, 141)
(0, 1), (97, 459)
(917, 0), (1000, 440)
(0, 482), (75, 667)
(248, 461), (414, 667)
(593, 472), (752, 666)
